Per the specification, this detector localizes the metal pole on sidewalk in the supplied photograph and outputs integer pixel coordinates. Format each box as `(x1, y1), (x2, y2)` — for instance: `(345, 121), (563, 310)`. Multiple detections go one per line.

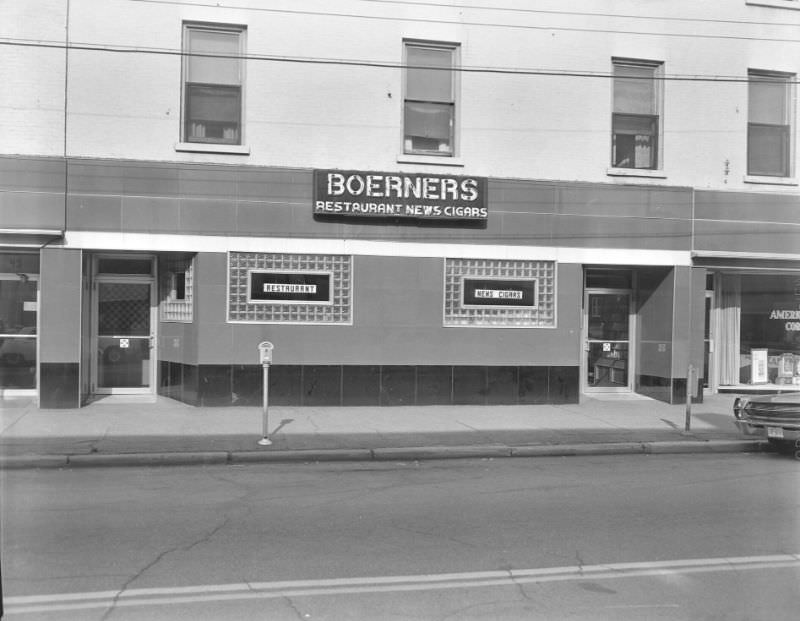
(257, 341), (274, 446)
(259, 363), (271, 446)
(685, 363), (694, 432)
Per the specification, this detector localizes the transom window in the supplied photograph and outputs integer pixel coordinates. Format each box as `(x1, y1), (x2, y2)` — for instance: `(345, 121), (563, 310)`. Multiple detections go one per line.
(404, 41), (458, 156)
(612, 59), (663, 170)
(182, 23), (245, 145)
(748, 70), (795, 177)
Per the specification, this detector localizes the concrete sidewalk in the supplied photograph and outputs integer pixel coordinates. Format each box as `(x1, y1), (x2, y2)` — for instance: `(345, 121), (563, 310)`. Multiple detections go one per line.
(0, 392), (765, 469)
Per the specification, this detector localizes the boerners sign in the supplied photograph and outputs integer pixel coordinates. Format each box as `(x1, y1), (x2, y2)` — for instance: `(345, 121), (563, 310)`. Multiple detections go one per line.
(248, 271), (332, 304)
(313, 169), (488, 221)
(462, 278), (538, 308)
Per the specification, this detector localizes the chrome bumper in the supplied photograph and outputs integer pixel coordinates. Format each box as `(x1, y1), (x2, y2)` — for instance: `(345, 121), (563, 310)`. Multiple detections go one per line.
(733, 397), (800, 440)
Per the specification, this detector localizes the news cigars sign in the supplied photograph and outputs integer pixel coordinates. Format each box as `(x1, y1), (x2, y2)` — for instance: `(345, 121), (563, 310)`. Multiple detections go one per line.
(248, 271), (332, 304)
(462, 278), (538, 308)
(313, 170), (488, 221)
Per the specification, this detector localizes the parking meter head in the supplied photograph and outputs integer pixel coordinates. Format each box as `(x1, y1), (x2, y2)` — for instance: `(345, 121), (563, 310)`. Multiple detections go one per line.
(258, 341), (274, 365)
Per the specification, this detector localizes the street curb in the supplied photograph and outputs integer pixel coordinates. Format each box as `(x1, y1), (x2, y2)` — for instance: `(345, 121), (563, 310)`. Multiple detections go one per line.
(66, 451), (230, 468)
(232, 449), (374, 463)
(0, 440), (768, 469)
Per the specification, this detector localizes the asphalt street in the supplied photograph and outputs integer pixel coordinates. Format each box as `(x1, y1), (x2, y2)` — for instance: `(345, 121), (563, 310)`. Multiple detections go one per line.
(2, 452), (798, 620)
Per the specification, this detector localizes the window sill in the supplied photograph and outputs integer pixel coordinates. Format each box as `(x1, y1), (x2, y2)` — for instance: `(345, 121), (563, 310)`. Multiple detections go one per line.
(175, 142), (251, 155)
(606, 167), (666, 179)
(744, 175), (798, 186)
(397, 153), (464, 167)
(746, 1), (799, 10)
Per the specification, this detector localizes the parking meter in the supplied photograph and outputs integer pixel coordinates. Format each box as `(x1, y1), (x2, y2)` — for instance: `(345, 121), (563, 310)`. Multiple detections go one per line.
(257, 342), (274, 445)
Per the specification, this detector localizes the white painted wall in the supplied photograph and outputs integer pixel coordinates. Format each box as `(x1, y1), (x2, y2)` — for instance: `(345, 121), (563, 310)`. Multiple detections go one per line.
(6, 0), (800, 193)
(0, 0), (66, 156)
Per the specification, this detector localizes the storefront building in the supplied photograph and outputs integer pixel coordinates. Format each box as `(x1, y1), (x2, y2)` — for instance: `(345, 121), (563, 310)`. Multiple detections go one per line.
(1, 1), (798, 409)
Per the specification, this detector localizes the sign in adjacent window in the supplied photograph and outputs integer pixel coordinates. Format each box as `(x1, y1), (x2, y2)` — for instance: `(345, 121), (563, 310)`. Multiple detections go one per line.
(248, 271), (332, 304)
(404, 41), (458, 156)
(612, 60), (662, 170)
(748, 70), (794, 177)
(462, 278), (538, 308)
(183, 23), (244, 145)
(313, 170), (487, 221)
(444, 259), (555, 328)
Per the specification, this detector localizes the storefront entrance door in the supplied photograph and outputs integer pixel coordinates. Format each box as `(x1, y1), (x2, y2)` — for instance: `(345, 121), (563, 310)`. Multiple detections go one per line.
(584, 292), (632, 392)
(93, 280), (155, 394)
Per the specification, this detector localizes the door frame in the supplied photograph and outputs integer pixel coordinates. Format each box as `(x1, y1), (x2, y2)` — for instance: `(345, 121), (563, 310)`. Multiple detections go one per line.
(582, 287), (636, 394)
(90, 255), (157, 396)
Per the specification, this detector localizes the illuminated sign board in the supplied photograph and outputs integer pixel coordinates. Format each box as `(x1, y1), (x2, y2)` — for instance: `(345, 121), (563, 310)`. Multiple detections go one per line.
(248, 271), (332, 304)
(313, 170), (488, 221)
(462, 278), (538, 308)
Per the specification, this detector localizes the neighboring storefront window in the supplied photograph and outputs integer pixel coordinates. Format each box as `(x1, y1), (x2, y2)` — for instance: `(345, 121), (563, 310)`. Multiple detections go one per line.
(444, 258), (556, 327)
(717, 273), (800, 385)
(0, 253), (39, 389)
(228, 252), (352, 324)
(159, 254), (194, 322)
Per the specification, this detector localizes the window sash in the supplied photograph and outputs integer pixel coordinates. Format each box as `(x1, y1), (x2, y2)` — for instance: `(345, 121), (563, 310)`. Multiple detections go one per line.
(748, 122), (790, 177)
(613, 64), (657, 115)
(406, 46), (454, 102)
(749, 76), (790, 125)
(612, 113), (658, 169)
(185, 84), (241, 144)
(404, 101), (454, 153)
(186, 29), (241, 85)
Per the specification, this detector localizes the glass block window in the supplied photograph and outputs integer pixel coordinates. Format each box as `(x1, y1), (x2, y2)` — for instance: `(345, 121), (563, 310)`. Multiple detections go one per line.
(444, 258), (556, 327)
(228, 252), (352, 324)
(159, 255), (194, 322)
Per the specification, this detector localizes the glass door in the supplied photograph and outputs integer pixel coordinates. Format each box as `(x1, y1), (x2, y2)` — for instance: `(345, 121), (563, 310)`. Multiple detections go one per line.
(585, 292), (632, 392)
(94, 281), (154, 394)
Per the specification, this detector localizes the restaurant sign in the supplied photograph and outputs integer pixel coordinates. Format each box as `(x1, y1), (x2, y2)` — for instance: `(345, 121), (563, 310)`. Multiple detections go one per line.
(462, 278), (538, 308)
(314, 170), (488, 221)
(248, 271), (332, 304)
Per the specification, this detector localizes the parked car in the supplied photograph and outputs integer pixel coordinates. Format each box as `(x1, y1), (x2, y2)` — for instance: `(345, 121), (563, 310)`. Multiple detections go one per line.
(733, 393), (800, 451)
(0, 326), (36, 366)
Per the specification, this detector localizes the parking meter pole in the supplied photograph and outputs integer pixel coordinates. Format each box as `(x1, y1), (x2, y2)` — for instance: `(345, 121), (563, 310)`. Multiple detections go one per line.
(258, 363), (271, 446)
(684, 364), (694, 432)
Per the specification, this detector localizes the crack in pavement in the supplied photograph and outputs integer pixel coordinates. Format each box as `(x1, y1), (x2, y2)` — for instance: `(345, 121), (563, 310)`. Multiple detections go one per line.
(283, 595), (312, 620)
(99, 516), (232, 621)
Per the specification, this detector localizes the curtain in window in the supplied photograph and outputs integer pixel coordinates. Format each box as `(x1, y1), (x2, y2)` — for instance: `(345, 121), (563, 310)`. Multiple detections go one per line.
(717, 274), (741, 385)
(404, 102), (452, 140)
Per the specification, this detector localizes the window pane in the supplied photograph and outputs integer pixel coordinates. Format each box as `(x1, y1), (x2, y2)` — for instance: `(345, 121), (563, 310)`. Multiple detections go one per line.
(187, 29), (240, 85)
(0, 279), (37, 334)
(407, 46), (453, 102)
(749, 77), (789, 125)
(186, 85), (240, 143)
(405, 101), (452, 139)
(97, 258), (153, 275)
(748, 123), (789, 176)
(188, 85), (240, 122)
(612, 114), (657, 168)
(613, 65), (656, 114)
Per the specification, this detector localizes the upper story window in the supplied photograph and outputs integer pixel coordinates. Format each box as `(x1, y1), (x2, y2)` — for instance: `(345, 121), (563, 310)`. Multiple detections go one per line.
(611, 59), (663, 170)
(748, 70), (795, 178)
(182, 23), (245, 146)
(403, 41), (458, 156)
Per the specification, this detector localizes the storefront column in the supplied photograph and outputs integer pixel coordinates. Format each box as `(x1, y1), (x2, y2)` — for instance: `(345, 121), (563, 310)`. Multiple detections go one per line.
(672, 266), (706, 403)
(39, 247), (82, 407)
